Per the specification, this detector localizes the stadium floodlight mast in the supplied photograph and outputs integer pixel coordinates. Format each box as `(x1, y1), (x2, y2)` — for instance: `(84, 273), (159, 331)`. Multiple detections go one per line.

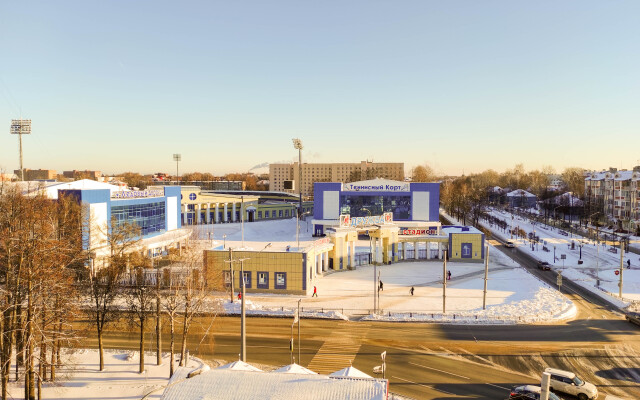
(10, 119), (32, 181)
(173, 154), (181, 183)
(292, 138), (303, 215)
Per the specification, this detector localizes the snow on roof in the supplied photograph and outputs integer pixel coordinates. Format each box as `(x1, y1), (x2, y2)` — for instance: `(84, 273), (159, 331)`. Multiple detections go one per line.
(614, 170), (633, 181)
(273, 363), (318, 374)
(506, 189), (536, 197)
(161, 369), (388, 400)
(441, 225), (483, 235)
(216, 360), (262, 372)
(4, 179), (127, 199)
(329, 366), (373, 379)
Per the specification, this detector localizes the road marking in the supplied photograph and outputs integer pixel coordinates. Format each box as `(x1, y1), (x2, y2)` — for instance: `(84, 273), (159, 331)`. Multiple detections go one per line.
(409, 362), (470, 380)
(392, 376), (456, 395)
(485, 382), (511, 390)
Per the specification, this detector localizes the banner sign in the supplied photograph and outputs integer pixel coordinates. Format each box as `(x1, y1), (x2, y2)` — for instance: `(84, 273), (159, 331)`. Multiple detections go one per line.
(343, 182), (409, 192)
(400, 228), (437, 236)
(112, 190), (164, 199)
(10, 119), (31, 135)
(339, 213), (393, 228)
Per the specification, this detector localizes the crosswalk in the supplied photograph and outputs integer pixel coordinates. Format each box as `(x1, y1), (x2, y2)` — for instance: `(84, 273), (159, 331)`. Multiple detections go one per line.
(306, 325), (369, 374)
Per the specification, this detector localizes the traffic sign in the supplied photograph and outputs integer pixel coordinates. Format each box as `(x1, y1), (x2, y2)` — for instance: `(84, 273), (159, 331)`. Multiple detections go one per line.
(615, 270), (620, 276)
(556, 274), (562, 286)
(561, 254), (566, 260)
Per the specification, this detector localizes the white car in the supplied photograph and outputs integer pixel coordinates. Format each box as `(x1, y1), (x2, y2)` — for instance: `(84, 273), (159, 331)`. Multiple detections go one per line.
(505, 241), (516, 248)
(545, 368), (598, 400)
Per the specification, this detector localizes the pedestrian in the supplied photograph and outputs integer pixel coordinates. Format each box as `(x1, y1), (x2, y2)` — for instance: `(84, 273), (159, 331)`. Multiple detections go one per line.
(237, 292), (242, 300)
(447, 270), (451, 280)
(379, 280), (383, 291)
(628, 259), (631, 269)
(312, 286), (318, 297)
(410, 286), (414, 296)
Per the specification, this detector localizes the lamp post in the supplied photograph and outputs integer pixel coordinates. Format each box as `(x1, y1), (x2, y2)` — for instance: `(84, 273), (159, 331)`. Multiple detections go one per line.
(223, 234), (227, 249)
(173, 154), (181, 183)
(292, 138), (303, 223)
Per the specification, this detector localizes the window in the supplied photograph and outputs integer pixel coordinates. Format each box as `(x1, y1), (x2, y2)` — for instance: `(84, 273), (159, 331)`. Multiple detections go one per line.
(111, 201), (166, 236)
(275, 272), (286, 289)
(258, 211), (262, 218)
(264, 210), (269, 218)
(242, 271), (251, 289)
(279, 210), (283, 217)
(257, 272), (268, 289)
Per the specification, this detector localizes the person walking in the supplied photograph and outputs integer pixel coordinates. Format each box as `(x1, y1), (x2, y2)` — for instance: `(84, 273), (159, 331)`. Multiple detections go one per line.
(312, 285), (318, 297)
(447, 270), (451, 280)
(628, 259), (631, 269)
(410, 286), (414, 296)
(237, 292), (242, 300)
(379, 280), (383, 291)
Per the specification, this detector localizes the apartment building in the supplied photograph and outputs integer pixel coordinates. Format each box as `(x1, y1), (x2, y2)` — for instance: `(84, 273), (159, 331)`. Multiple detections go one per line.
(585, 167), (640, 232)
(269, 161), (404, 197)
(13, 168), (57, 181)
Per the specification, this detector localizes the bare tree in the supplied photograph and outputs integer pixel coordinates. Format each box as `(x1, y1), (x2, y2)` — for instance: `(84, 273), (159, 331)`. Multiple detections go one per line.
(125, 256), (155, 373)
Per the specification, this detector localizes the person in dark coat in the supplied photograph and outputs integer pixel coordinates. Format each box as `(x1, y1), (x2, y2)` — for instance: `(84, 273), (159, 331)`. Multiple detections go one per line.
(447, 270), (451, 280)
(628, 259), (631, 269)
(379, 280), (383, 291)
(410, 286), (414, 296)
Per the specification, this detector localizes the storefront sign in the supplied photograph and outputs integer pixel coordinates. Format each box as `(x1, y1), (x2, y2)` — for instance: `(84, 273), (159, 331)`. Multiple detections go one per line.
(343, 182), (409, 192)
(400, 229), (437, 236)
(340, 213), (393, 228)
(112, 190), (164, 199)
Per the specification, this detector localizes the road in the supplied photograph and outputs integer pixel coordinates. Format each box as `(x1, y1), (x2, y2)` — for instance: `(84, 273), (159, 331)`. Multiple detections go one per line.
(79, 225), (640, 399)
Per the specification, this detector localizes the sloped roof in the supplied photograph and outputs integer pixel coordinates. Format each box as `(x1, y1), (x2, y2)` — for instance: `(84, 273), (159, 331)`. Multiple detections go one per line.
(216, 360), (262, 372)
(506, 189), (536, 198)
(330, 366), (373, 379)
(273, 363), (317, 374)
(161, 368), (388, 400)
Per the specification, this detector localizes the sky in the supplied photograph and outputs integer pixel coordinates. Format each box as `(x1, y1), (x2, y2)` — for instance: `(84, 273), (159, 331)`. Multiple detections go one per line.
(0, 1), (639, 177)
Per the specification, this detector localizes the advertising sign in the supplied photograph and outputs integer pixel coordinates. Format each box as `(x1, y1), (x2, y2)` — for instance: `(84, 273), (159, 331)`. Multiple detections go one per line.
(339, 212), (393, 228)
(111, 190), (164, 199)
(343, 180), (409, 192)
(399, 228), (437, 236)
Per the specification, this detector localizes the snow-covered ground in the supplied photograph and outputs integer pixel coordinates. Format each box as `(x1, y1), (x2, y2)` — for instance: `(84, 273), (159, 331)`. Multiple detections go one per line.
(8, 349), (204, 400)
(480, 208), (640, 309)
(189, 218), (575, 324)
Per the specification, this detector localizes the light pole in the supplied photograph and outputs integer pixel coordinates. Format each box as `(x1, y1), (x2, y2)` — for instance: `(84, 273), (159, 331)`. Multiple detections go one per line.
(173, 154), (181, 183)
(292, 138), (303, 222)
(223, 234), (227, 249)
(10, 119), (31, 181)
(239, 257), (249, 362)
(297, 298), (301, 364)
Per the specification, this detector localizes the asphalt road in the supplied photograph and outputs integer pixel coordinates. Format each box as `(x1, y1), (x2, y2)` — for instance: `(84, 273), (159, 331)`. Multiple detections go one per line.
(80, 236), (640, 400)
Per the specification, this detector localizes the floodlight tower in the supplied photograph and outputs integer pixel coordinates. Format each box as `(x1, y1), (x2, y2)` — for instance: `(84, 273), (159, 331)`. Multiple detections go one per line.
(292, 138), (303, 216)
(10, 119), (31, 181)
(173, 154), (181, 183)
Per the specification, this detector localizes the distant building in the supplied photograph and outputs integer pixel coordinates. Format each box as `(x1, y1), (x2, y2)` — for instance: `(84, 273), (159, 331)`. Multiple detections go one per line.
(270, 161), (404, 197)
(163, 180), (245, 191)
(585, 167), (640, 232)
(506, 189), (537, 209)
(63, 170), (102, 180)
(14, 168), (56, 181)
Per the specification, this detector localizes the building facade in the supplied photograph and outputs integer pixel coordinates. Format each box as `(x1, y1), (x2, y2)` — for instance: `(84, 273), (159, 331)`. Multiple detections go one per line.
(585, 168), (640, 232)
(14, 168), (56, 181)
(63, 170), (102, 180)
(269, 161), (404, 197)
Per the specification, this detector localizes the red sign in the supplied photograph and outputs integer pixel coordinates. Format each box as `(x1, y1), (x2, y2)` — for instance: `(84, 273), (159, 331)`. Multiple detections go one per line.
(615, 270), (620, 276)
(400, 229), (437, 236)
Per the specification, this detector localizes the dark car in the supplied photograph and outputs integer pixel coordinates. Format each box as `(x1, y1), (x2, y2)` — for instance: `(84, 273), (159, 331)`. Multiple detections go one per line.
(507, 385), (562, 400)
(537, 261), (551, 271)
(626, 311), (640, 327)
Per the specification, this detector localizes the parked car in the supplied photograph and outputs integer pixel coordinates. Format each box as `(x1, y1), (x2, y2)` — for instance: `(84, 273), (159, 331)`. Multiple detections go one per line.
(537, 261), (551, 271)
(545, 368), (598, 400)
(507, 385), (562, 400)
(505, 241), (516, 248)
(625, 311), (640, 327)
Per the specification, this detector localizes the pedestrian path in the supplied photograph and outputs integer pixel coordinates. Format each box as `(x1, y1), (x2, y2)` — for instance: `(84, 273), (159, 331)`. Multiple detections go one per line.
(306, 325), (370, 374)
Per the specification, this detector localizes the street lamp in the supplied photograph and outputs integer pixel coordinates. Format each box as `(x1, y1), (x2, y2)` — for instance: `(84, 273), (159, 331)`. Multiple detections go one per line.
(292, 138), (303, 216)
(223, 234), (227, 249)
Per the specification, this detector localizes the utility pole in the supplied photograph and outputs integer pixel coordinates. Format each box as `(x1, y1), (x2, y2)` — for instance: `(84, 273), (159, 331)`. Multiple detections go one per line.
(619, 241), (624, 298)
(297, 299), (301, 364)
(483, 245), (489, 310)
(224, 248), (235, 303)
(442, 251), (447, 314)
(373, 253), (377, 314)
(239, 258), (249, 362)
(241, 195), (245, 248)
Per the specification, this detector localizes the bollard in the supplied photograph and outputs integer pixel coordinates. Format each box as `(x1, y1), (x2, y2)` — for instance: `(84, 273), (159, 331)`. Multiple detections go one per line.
(322, 308), (324, 313)
(410, 312), (412, 318)
(475, 315), (477, 320)
(453, 314), (455, 319)
(388, 311), (391, 317)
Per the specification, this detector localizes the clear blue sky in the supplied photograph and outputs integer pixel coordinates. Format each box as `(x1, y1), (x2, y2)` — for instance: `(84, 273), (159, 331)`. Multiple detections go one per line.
(1, 1), (639, 177)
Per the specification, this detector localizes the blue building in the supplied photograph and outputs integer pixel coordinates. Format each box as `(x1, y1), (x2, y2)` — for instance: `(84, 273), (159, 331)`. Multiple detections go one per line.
(60, 185), (189, 262)
(312, 178), (440, 236)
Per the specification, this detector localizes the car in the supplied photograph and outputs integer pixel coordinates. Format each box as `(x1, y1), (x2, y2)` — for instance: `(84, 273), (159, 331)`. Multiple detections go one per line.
(625, 311), (640, 327)
(545, 368), (598, 400)
(507, 385), (562, 400)
(537, 261), (551, 271)
(505, 241), (516, 248)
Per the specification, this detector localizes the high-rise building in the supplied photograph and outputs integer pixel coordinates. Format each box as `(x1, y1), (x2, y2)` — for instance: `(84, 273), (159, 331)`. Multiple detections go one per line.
(269, 161), (404, 197)
(585, 167), (640, 232)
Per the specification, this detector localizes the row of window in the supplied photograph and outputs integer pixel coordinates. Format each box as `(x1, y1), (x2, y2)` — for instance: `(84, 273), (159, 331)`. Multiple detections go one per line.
(224, 271), (287, 290)
(112, 202), (166, 236)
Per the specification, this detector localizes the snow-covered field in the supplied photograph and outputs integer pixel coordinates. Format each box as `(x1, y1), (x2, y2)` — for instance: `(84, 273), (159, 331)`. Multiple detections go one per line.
(8, 349), (204, 400)
(480, 208), (640, 308)
(190, 218), (575, 324)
